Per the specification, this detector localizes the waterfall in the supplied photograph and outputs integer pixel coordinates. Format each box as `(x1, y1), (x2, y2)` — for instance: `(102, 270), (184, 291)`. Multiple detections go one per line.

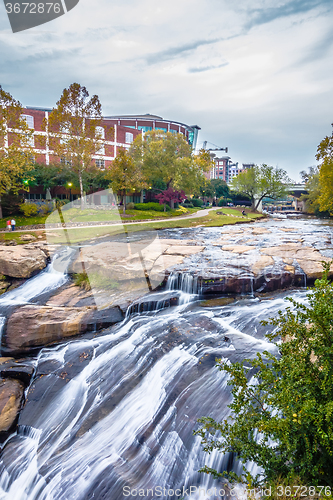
(166, 272), (200, 304)
(0, 288), (308, 500)
(0, 248), (74, 306)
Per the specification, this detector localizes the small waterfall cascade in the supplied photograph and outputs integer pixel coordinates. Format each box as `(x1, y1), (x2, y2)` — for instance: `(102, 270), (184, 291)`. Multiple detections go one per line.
(165, 272), (200, 304)
(0, 247), (74, 307)
(126, 273), (200, 317)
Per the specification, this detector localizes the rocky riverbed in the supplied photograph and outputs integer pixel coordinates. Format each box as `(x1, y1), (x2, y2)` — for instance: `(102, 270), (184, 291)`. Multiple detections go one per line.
(0, 215), (332, 439)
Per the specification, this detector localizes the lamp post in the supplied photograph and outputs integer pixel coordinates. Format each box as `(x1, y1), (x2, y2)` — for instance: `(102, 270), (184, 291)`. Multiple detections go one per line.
(67, 182), (72, 201)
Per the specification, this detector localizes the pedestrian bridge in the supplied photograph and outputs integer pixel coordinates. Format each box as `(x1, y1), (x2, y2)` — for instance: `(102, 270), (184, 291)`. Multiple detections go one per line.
(287, 183), (308, 197)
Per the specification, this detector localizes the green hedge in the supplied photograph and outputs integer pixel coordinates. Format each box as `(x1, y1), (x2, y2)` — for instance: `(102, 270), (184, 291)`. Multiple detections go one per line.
(134, 202), (170, 212)
(191, 198), (203, 207)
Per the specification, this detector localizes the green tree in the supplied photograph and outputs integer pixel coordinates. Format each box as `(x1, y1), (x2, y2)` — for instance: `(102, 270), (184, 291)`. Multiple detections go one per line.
(130, 131), (212, 206)
(47, 83), (110, 209)
(26, 162), (71, 191)
(315, 127), (333, 214)
(231, 164), (290, 211)
(0, 86), (34, 218)
(299, 166), (323, 215)
(195, 263), (333, 486)
(210, 178), (230, 199)
(105, 148), (147, 214)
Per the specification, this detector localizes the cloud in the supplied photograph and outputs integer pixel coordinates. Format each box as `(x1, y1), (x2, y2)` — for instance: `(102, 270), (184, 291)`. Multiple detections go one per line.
(145, 38), (222, 65)
(244, 0), (333, 30)
(188, 62), (229, 73)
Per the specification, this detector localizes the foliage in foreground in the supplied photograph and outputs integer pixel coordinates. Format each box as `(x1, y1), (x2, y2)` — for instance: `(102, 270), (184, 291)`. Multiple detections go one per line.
(195, 263), (333, 486)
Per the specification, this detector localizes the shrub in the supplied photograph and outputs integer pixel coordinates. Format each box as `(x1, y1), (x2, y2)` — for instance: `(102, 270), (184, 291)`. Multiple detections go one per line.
(38, 202), (53, 215)
(195, 262), (333, 487)
(126, 202), (135, 210)
(191, 198), (203, 207)
(134, 202), (170, 212)
(19, 203), (38, 217)
(73, 272), (91, 291)
(218, 197), (232, 206)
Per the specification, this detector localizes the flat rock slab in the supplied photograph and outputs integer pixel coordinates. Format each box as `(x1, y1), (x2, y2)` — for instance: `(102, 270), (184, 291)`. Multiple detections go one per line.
(0, 358), (36, 386)
(46, 284), (95, 307)
(0, 378), (24, 432)
(3, 305), (123, 355)
(0, 246), (47, 278)
(222, 245), (256, 253)
(164, 245), (205, 255)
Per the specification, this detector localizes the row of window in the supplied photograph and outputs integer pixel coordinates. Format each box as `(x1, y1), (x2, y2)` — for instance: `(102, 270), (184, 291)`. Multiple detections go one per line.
(20, 116), (180, 138)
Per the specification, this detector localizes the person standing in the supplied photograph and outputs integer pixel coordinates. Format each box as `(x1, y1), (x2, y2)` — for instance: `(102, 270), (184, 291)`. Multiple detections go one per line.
(6, 220), (11, 231)
(11, 219), (16, 231)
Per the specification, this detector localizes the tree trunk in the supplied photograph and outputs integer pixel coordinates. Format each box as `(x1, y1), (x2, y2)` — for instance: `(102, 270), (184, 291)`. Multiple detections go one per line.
(0, 196), (2, 220)
(164, 204), (166, 212)
(140, 190), (144, 203)
(170, 200), (175, 209)
(123, 190), (126, 214)
(79, 171), (84, 211)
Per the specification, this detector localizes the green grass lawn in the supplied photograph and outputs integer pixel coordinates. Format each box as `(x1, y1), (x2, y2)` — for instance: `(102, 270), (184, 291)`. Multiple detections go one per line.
(0, 230), (45, 245)
(44, 208), (264, 245)
(0, 214), (48, 229)
(0, 207), (199, 228)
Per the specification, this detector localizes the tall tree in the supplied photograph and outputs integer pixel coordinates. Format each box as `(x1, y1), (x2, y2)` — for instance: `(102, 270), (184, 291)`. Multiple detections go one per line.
(315, 127), (333, 214)
(0, 86), (34, 218)
(130, 131), (212, 206)
(210, 178), (230, 199)
(47, 83), (109, 209)
(105, 148), (147, 214)
(299, 166), (322, 215)
(231, 164), (290, 211)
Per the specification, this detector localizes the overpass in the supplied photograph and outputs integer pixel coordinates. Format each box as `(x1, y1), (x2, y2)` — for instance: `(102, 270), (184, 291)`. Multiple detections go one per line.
(287, 183), (308, 197)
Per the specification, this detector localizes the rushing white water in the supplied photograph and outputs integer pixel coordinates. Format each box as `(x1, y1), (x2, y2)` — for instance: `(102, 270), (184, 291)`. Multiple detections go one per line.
(0, 286), (308, 500)
(0, 249), (73, 306)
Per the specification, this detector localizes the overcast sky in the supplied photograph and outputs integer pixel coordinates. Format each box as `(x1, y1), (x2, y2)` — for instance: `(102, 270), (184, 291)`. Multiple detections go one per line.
(1, 0), (333, 180)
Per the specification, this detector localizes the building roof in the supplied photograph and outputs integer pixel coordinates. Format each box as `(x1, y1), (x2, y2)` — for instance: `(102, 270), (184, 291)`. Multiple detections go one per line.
(26, 106), (53, 112)
(104, 114), (201, 130)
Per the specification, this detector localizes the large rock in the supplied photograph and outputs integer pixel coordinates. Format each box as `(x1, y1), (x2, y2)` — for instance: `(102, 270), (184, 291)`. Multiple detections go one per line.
(0, 246), (47, 278)
(3, 305), (124, 355)
(0, 379), (24, 432)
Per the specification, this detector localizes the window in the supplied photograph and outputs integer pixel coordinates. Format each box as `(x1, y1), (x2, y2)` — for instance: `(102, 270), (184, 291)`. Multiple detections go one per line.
(125, 132), (133, 144)
(95, 159), (105, 169)
(23, 133), (34, 147)
(138, 126), (152, 132)
(60, 157), (72, 166)
(21, 115), (34, 129)
(96, 144), (105, 155)
(155, 127), (167, 133)
(95, 126), (105, 139)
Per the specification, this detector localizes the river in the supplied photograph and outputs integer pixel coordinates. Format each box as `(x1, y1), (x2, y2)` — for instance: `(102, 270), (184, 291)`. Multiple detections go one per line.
(0, 216), (331, 500)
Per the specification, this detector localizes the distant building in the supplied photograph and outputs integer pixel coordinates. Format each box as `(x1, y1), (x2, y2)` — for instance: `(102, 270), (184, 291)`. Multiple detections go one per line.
(104, 114), (200, 150)
(20, 108), (200, 170)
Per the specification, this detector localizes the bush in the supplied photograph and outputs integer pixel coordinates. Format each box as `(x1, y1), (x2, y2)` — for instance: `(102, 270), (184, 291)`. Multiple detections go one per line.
(126, 202), (135, 210)
(195, 262), (333, 486)
(134, 202), (170, 212)
(218, 197), (232, 206)
(73, 272), (91, 291)
(38, 202), (53, 215)
(191, 198), (203, 207)
(19, 203), (38, 217)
